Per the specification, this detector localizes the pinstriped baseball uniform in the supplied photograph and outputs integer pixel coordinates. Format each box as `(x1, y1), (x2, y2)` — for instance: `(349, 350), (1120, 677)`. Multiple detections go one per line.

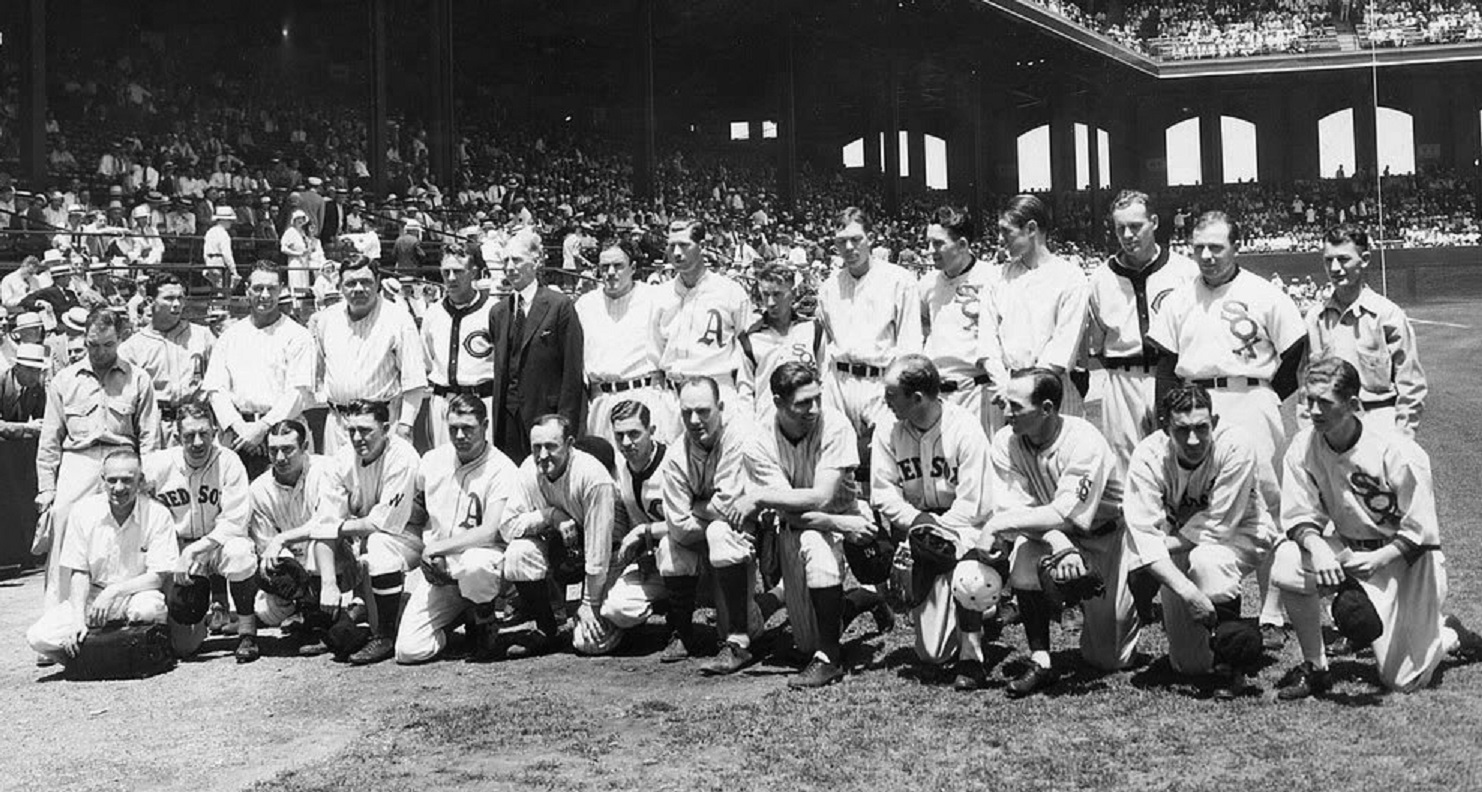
(1304, 286), (1426, 436)
(142, 444), (256, 581)
(249, 454), (330, 551)
(921, 260), (999, 432)
(817, 261), (923, 435)
(313, 299), (428, 454)
(576, 283), (672, 443)
(202, 313), (314, 424)
(1085, 247), (1199, 473)
(119, 321), (214, 446)
(309, 435), (423, 575)
(976, 254), (1090, 418)
(420, 293), (495, 449)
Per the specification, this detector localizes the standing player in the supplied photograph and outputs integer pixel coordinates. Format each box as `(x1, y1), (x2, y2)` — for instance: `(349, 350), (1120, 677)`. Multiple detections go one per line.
(1085, 191), (1199, 473)
(1147, 210), (1306, 646)
(1272, 358), (1473, 698)
(577, 243), (669, 444)
(816, 207), (922, 442)
(1305, 225), (1425, 437)
(394, 395), (519, 664)
(976, 194), (1091, 419)
(872, 355), (995, 690)
(921, 205), (998, 431)
(313, 256), (428, 454)
(655, 218), (754, 418)
(421, 252), (495, 450)
(203, 262), (314, 480)
(307, 399), (423, 665)
(737, 262), (827, 427)
(142, 402), (259, 662)
(118, 274), (215, 447)
(983, 369), (1152, 697)
(1123, 385), (1278, 698)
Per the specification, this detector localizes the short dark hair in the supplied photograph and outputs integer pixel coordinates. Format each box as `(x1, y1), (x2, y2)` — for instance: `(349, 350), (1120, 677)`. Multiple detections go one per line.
(1323, 224), (1371, 253)
(1001, 194), (1052, 234)
(890, 354), (941, 400)
(175, 399), (215, 426)
(1017, 368), (1064, 410)
(144, 273), (185, 299)
(445, 393), (488, 423)
(1163, 383), (1213, 418)
(250, 260), (283, 282)
(1194, 211), (1242, 247)
(679, 376), (721, 404)
(337, 255), (377, 279)
(609, 399), (652, 427)
(267, 419), (309, 447)
(834, 206), (872, 234)
(771, 361), (818, 404)
(1109, 190), (1156, 220)
(340, 399), (391, 423)
(1305, 357), (1362, 401)
(83, 306), (124, 337)
(752, 262), (794, 292)
(931, 205), (975, 242)
(668, 217), (707, 244)
(532, 413), (575, 441)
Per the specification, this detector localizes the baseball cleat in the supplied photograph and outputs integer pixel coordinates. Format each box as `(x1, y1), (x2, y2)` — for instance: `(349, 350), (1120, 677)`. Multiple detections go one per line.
(297, 639), (332, 657)
(234, 635), (260, 664)
(348, 636), (395, 666)
(952, 659), (988, 692)
(1006, 664), (1058, 698)
(503, 628), (555, 659)
(700, 641), (754, 676)
(1445, 615), (1482, 662)
(872, 602), (896, 634)
(789, 658), (845, 689)
(1276, 662), (1331, 701)
(1261, 624), (1289, 651)
(1211, 670), (1256, 701)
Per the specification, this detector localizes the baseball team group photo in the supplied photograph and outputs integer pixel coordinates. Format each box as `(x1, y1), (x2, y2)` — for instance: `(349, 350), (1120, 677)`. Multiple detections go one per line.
(3, 1), (1482, 790)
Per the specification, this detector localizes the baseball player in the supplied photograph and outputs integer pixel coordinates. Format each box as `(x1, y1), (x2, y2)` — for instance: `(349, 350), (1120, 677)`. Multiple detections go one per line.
(394, 394), (519, 664)
(817, 206), (923, 442)
(306, 399), (423, 665)
(731, 362), (875, 688)
(26, 450), (177, 667)
(921, 206), (999, 432)
(737, 262), (828, 427)
(1305, 225), (1426, 437)
(498, 414), (618, 657)
(312, 256), (428, 455)
(976, 194), (1091, 420)
(983, 368), (1154, 697)
(1085, 190), (1200, 474)
(1147, 210), (1307, 647)
(1123, 384), (1279, 698)
(872, 355), (995, 691)
(203, 262), (314, 480)
(248, 420), (335, 651)
(141, 401), (259, 662)
(600, 399), (675, 653)
(576, 243), (671, 444)
(659, 377), (757, 670)
(655, 218), (755, 420)
(421, 252), (496, 450)
(1272, 358), (1478, 698)
(118, 273), (215, 447)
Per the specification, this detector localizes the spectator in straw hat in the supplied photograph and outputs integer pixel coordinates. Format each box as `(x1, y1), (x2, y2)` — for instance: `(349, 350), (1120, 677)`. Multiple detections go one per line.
(204, 205), (240, 292)
(0, 342), (48, 435)
(394, 219), (426, 278)
(1, 255), (45, 311)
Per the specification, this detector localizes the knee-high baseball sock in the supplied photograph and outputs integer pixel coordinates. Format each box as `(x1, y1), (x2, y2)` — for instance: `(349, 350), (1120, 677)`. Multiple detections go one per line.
(1281, 590), (1328, 670)
(209, 574), (229, 609)
(370, 572), (404, 637)
(513, 581), (557, 635)
(842, 587), (884, 627)
(229, 577), (260, 636)
(663, 575), (699, 642)
(956, 605), (984, 662)
(1213, 595), (1242, 624)
(809, 585), (844, 664)
(1257, 555), (1285, 626)
(1017, 589), (1053, 668)
(714, 563), (750, 646)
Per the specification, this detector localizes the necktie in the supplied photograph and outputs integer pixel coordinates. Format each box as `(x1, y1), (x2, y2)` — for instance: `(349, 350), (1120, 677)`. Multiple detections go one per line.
(511, 293), (526, 344)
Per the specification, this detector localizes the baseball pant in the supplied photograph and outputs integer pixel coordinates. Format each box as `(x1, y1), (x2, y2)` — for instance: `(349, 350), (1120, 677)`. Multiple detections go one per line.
(657, 524), (763, 640)
(573, 559), (667, 656)
(588, 383), (675, 446)
(1163, 543), (1259, 675)
(28, 588), (169, 665)
(1208, 383), (1286, 629)
(1097, 367), (1157, 478)
(942, 382), (999, 438)
(1272, 537), (1449, 692)
(911, 524), (982, 665)
(826, 368), (890, 440)
(169, 536), (261, 656)
(41, 447), (109, 610)
(394, 547), (503, 664)
(777, 528), (844, 656)
(425, 391), (495, 451)
(1010, 526), (1143, 671)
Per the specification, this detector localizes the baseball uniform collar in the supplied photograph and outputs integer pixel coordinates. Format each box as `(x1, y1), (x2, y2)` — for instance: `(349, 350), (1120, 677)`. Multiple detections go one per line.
(1109, 243), (1168, 281)
(443, 290), (487, 317)
(1322, 284), (1378, 319)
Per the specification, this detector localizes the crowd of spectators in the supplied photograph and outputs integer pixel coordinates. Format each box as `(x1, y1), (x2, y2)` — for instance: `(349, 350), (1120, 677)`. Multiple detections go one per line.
(1360, 0), (1482, 47)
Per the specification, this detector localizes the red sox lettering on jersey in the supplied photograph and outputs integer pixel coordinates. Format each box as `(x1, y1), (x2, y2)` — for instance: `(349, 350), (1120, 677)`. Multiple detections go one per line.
(144, 444), (252, 544)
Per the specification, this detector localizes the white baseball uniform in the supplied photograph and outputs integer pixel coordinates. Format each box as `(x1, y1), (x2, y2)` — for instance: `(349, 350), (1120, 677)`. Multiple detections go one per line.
(142, 444), (256, 583)
(1304, 285), (1426, 436)
(119, 321), (215, 446)
(871, 401), (993, 664)
(202, 313), (314, 468)
(309, 435), (423, 580)
(817, 261), (923, 435)
(248, 454), (332, 626)
(502, 449), (617, 591)
(1272, 424), (1448, 691)
(992, 416), (1146, 670)
(655, 269), (754, 418)
(598, 442), (671, 642)
(420, 293), (496, 449)
(738, 317), (827, 426)
(395, 443), (519, 664)
(977, 254), (1090, 418)
(313, 300), (428, 454)
(1085, 247), (1199, 473)
(921, 260), (999, 432)
(576, 283), (672, 444)
(1124, 425), (1277, 674)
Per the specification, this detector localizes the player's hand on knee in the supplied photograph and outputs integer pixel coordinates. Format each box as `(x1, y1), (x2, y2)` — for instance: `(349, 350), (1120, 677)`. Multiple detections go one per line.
(1051, 550), (1086, 583)
(1182, 588), (1217, 627)
(1303, 540), (1344, 589)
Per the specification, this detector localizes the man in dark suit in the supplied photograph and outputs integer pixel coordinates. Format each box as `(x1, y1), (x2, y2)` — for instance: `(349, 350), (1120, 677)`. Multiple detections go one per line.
(488, 229), (585, 462)
(321, 187), (344, 243)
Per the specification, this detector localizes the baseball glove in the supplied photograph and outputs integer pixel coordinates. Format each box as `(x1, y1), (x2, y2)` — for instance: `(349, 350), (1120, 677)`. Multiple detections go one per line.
(545, 521), (586, 587)
(1331, 576), (1383, 649)
(66, 624), (176, 681)
(167, 575), (213, 625)
(843, 512), (897, 586)
(906, 521), (960, 609)
(261, 557), (314, 603)
(420, 556), (457, 588)
(1036, 548), (1105, 611)
(1210, 618), (1264, 671)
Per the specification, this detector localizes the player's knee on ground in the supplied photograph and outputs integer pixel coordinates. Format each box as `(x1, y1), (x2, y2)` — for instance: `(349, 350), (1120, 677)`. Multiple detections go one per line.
(1185, 544), (1247, 602)
(655, 535), (702, 577)
(704, 520), (751, 568)
(600, 574), (655, 630)
(1008, 536), (1051, 591)
(502, 537), (549, 583)
(798, 530), (844, 589)
(124, 590), (169, 624)
(254, 591), (297, 627)
(450, 547), (504, 603)
(393, 614), (446, 665)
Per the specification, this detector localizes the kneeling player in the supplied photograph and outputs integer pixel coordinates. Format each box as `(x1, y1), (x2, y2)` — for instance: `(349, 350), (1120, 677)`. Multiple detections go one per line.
(250, 420), (332, 644)
(395, 395), (519, 664)
(599, 400), (675, 654)
(144, 402), (259, 662)
(872, 355), (996, 690)
(984, 369), (1155, 697)
(1273, 358), (1475, 698)
(1124, 385), (1278, 697)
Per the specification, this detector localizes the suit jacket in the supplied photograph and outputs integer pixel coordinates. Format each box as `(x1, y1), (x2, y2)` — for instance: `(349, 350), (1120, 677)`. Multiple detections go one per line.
(488, 285), (585, 457)
(321, 201), (343, 242)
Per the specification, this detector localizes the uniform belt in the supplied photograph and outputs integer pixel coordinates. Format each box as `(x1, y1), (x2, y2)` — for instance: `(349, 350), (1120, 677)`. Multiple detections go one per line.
(432, 381), (495, 398)
(592, 375), (657, 394)
(1101, 356), (1153, 373)
(1361, 395), (1398, 410)
(664, 371), (736, 391)
(835, 361), (885, 378)
(238, 411), (263, 423)
(939, 374), (992, 393)
(1086, 519), (1120, 538)
(158, 400), (178, 422)
(1190, 377), (1266, 389)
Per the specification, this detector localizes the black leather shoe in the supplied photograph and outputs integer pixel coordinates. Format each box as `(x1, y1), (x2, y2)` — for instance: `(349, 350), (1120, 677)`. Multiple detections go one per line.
(1276, 662), (1332, 701)
(234, 635), (261, 664)
(1006, 664), (1058, 698)
(952, 659), (987, 692)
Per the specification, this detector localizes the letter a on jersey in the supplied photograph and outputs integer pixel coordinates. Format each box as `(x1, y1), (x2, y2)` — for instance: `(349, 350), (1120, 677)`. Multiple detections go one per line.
(698, 309), (726, 347)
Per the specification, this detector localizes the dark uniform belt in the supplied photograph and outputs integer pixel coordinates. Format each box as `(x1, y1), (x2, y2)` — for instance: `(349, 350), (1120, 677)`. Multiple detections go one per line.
(593, 375), (656, 394)
(835, 361), (885, 378)
(432, 381), (495, 398)
(1086, 519), (1120, 538)
(238, 411), (263, 424)
(1361, 395), (1398, 410)
(939, 374), (992, 393)
(1101, 356), (1154, 373)
(664, 371), (736, 391)
(1190, 377), (1266, 389)
(158, 400), (178, 423)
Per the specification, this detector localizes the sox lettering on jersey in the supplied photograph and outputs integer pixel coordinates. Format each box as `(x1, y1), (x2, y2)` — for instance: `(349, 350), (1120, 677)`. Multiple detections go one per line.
(1221, 300), (1262, 359)
(1349, 470), (1401, 522)
(157, 486), (221, 508)
(896, 457), (959, 485)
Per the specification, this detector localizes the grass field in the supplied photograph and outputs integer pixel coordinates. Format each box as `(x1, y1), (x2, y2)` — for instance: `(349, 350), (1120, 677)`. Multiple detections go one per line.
(2, 297), (1480, 792)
